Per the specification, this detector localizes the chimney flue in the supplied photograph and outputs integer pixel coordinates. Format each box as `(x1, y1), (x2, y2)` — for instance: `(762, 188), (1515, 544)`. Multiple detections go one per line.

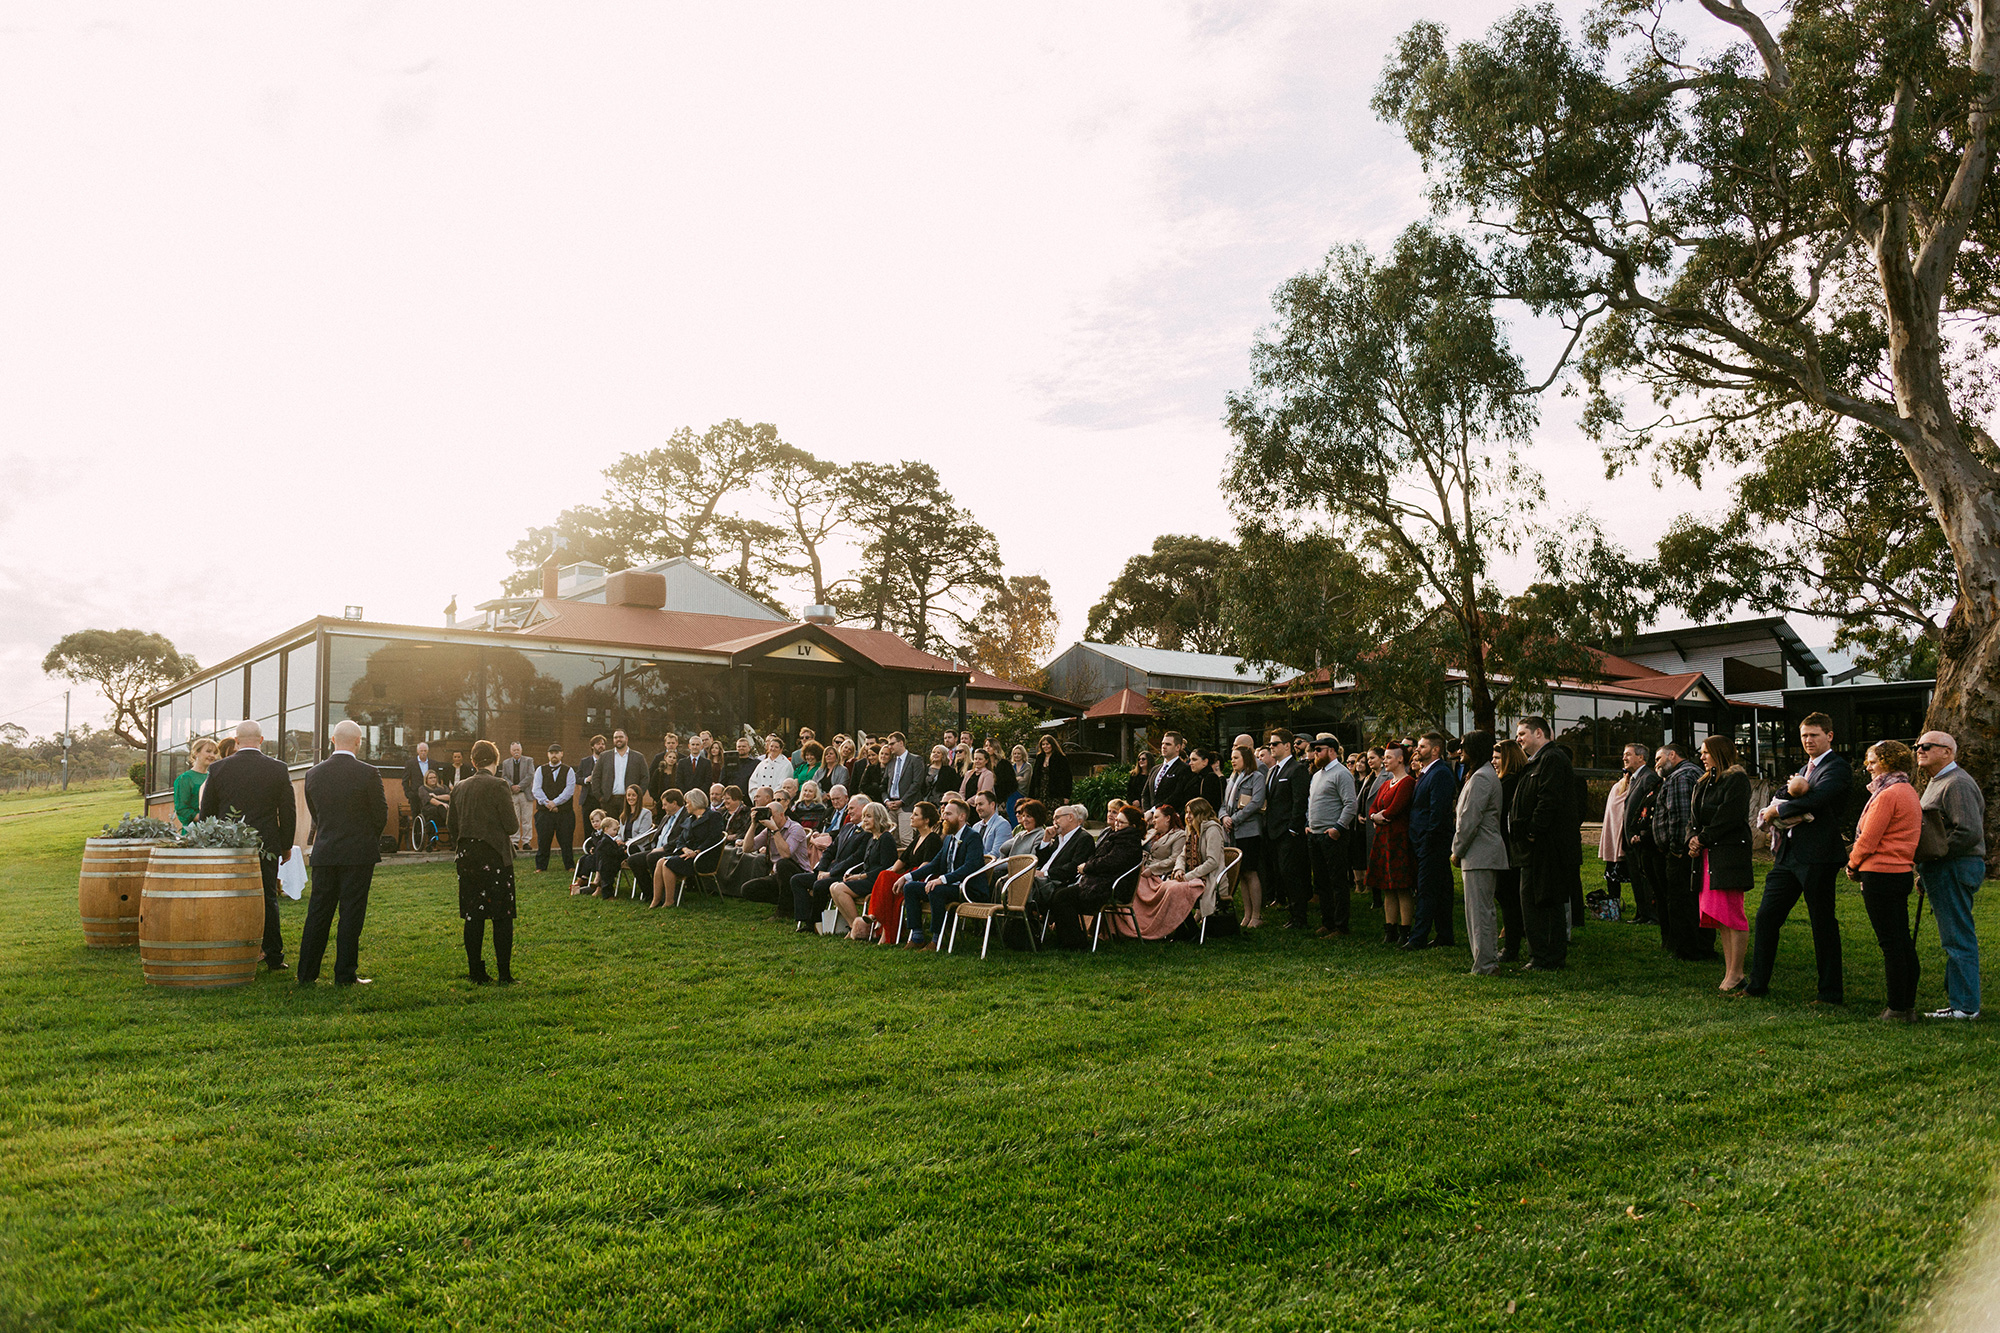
(541, 558), (560, 601)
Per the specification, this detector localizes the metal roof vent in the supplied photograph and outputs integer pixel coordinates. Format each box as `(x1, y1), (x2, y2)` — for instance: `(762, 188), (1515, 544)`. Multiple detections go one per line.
(803, 604), (837, 625)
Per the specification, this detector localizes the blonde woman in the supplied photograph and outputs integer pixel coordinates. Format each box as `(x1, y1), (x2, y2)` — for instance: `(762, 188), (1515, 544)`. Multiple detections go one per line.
(828, 802), (900, 936)
(175, 738), (219, 828)
(1112, 805), (1203, 939)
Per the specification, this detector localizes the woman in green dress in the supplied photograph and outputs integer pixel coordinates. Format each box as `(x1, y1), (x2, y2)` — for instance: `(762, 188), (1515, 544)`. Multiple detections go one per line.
(173, 738), (219, 828)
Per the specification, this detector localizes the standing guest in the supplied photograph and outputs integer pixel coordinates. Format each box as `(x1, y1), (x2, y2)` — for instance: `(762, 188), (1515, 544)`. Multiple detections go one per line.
(878, 732), (920, 837)
(449, 749), (475, 785)
(500, 742), (535, 851)
(586, 730), (641, 815)
(1008, 743), (1033, 820)
(795, 741), (825, 787)
(216, 737), (238, 760)
(1508, 717), (1582, 972)
(446, 739), (520, 985)
(1493, 740), (1529, 962)
(1048, 806), (1146, 950)
(651, 788), (725, 908)
(648, 733), (692, 805)
(827, 802), (899, 937)
(401, 741), (437, 848)
(1404, 731), (1460, 950)
(728, 735), (759, 792)
(985, 740), (1019, 815)
(1451, 731), (1507, 976)
(531, 744), (578, 874)
(1366, 740), (1417, 944)
(691, 738), (721, 793)
(1125, 751), (1154, 804)
(960, 747), (997, 801)
(1144, 732), (1198, 811)
(1187, 747), (1227, 813)
(1746, 713), (1851, 1005)
(1027, 735), (1073, 807)
(921, 745), (955, 804)
(1651, 742), (1712, 962)
(1264, 729), (1310, 918)
(1689, 735), (1754, 994)
(1222, 744), (1267, 928)
(1850, 740), (1924, 1022)
(749, 735), (793, 794)
(1599, 748), (1634, 915)
(791, 726), (817, 767)
(1305, 734), (1358, 938)
(863, 799), (941, 942)
(174, 738), (219, 828)
(824, 740), (853, 794)
(939, 729), (959, 758)
(853, 741), (886, 803)
(198, 720), (298, 972)
(1915, 730), (1987, 1020)
(1620, 744), (1662, 928)
(1353, 749), (1385, 900)
(297, 719), (389, 988)
(575, 736), (605, 794)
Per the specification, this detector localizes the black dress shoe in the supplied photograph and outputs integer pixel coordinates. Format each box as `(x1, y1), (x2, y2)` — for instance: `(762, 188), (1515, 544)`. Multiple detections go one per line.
(794, 922), (813, 934)
(265, 958), (289, 972)
(497, 975), (516, 986)
(467, 971), (492, 985)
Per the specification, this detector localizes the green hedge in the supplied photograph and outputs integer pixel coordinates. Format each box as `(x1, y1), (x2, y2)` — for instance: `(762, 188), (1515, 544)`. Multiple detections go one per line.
(1074, 765), (1131, 822)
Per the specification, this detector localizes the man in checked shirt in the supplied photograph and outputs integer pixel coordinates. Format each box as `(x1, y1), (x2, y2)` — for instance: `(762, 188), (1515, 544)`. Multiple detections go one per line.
(1651, 741), (1715, 964)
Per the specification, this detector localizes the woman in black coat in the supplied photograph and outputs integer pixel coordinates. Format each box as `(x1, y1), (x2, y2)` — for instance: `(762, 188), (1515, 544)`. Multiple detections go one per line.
(1186, 748), (1225, 813)
(1688, 735), (1754, 994)
(1027, 735), (1073, 804)
(1125, 752), (1154, 804)
(653, 789), (728, 908)
(1049, 807), (1146, 950)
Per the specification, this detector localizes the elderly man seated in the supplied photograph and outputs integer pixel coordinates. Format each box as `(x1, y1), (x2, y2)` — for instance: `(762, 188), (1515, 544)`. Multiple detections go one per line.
(1031, 803), (1097, 912)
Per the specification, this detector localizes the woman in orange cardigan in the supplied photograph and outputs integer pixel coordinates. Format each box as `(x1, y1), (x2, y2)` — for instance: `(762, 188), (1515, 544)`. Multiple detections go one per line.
(1850, 739), (1924, 1022)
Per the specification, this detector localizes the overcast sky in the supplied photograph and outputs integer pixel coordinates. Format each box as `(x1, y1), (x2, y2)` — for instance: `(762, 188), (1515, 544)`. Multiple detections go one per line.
(0, 0), (1750, 743)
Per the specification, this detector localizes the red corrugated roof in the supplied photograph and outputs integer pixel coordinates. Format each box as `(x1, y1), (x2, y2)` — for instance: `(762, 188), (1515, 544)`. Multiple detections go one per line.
(506, 601), (962, 674)
(1084, 688), (1152, 719)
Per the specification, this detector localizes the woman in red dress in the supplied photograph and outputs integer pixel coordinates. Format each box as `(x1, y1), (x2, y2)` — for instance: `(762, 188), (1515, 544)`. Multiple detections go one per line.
(1366, 740), (1418, 945)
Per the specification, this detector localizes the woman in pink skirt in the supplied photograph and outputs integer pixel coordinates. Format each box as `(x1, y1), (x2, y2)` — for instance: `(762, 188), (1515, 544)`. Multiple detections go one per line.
(1687, 735), (1755, 994)
(1112, 805), (1203, 939)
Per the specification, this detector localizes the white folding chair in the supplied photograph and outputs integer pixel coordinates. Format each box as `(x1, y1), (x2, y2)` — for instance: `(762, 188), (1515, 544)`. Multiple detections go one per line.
(677, 836), (732, 906)
(1200, 846), (1244, 944)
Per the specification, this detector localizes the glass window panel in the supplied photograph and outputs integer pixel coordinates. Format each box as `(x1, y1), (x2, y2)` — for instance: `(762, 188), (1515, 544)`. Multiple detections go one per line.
(284, 641), (317, 720)
(249, 654), (280, 722)
(192, 679), (218, 738)
(618, 658), (731, 754)
(325, 634), (485, 766)
(212, 669), (246, 734)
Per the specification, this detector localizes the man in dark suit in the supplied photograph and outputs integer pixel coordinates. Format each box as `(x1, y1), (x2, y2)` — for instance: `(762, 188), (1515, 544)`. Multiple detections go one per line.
(791, 793), (872, 931)
(879, 732), (921, 837)
(1262, 728), (1309, 920)
(1746, 712), (1850, 1003)
(1404, 730), (1461, 950)
(586, 730), (641, 815)
(728, 734), (759, 793)
(198, 720), (298, 971)
(1619, 744), (1662, 927)
(1031, 802), (1098, 913)
(299, 718), (390, 987)
(912, 796), (988, 951)
(1509, 716), (1582, 971)
(400, 742), (437, 850)
(1145, 731), (1199, 811)
(575, 735), (606, 792)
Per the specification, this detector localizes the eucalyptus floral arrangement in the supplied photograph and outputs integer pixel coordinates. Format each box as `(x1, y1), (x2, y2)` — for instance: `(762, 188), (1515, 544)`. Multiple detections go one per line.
(98, 815), (176, 841)
(173, 816), (268, 855)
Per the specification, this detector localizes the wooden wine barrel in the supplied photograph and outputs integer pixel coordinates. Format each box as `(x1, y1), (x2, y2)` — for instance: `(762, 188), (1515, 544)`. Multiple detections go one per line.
(78, 838), (159, 949)
(139, 847), (264, 989)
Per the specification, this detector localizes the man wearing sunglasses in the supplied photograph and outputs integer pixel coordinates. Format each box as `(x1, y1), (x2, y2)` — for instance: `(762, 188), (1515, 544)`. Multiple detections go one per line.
(1915, 732), (1986, 1020)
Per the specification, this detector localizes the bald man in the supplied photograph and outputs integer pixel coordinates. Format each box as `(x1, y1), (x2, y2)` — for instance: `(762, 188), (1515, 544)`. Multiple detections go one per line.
(298, 719), (390, 987)
(198, 719), (297, 971)
(1916, 731), (1987, 1019)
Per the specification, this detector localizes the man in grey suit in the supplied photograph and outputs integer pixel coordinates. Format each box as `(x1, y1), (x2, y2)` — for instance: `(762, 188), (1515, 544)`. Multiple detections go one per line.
(1916, 730), (1987, 1019)
(1451, 731), (1509, 975)
(499, 743), (534, 851)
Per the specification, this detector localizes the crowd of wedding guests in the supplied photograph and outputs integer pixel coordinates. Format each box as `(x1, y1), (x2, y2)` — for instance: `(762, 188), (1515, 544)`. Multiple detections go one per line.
(419, 712), (1986, 1019)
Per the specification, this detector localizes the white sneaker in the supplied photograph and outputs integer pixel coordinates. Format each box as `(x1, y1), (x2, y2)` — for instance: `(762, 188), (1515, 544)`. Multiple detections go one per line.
(1925, 1007), (1981, 1020)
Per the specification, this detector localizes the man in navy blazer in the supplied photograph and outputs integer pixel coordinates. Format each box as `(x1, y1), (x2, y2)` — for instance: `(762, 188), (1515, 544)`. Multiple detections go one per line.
(299, 719), (390, 987)
(1746, 712), (1850, 1003)
(1404, 730), (1461, 949)
(904, 796), (984, 950)
(1262, 727), (1309, 915)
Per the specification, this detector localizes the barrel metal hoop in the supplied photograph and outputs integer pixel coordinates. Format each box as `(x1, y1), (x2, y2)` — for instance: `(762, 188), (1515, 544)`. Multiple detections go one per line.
(142, 959), (257, 970)
(142, 890), (263, 898)
(139, 939), (258, 949)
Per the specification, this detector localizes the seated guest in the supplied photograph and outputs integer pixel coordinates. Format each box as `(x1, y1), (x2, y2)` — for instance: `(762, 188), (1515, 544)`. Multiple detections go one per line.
(714, 785), (753, 887)
(652, 788), (726, 907)
(629, 788), (686, 903)
(1048, 806), (1145, 950)
(1031, 802), (1098, 917)
(792, 780), (831, 831)
(574, 811), (614, 894)
(900, 796), (982, 950)
(791, 794), (873, 932)
(583, 785), (653, 895)
(826, 802), (900, 937)
(864, 801), (942, 943)
(1108, 804), (1205, 939)
(737, 794), (814, 911)
(708, 782), (725, 812)
(1003, 799), (1050, 860)
(417, 770), (453, 845)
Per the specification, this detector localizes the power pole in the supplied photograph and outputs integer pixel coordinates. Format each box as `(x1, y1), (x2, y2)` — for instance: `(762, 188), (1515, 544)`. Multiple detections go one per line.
(60, 690), (70, 791)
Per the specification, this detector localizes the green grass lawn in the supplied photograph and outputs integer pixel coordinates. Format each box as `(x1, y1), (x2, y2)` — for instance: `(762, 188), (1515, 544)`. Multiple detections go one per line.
(2, 786), (1996, 1331)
